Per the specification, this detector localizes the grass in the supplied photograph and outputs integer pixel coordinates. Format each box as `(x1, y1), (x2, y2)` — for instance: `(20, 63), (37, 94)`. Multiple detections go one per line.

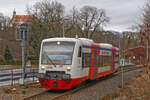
(0, 65), (38, 70)
(102, 92), (119, 100)
(101, 70), (150, 100)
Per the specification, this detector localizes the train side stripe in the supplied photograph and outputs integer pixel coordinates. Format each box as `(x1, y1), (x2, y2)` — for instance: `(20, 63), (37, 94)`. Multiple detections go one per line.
(82, 45), (119, 52)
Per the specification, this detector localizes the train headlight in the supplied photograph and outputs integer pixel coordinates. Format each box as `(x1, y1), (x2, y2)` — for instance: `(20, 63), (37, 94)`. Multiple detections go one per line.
(41, 66), (45, 70)
(67, 66), (71, 71)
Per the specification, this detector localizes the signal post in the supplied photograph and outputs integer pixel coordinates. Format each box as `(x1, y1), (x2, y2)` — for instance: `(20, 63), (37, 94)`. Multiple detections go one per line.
(18, 24), (28, 88)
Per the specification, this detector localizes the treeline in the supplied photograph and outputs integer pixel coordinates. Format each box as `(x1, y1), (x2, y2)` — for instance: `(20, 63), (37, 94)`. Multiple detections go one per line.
(0, 0), (140, 63)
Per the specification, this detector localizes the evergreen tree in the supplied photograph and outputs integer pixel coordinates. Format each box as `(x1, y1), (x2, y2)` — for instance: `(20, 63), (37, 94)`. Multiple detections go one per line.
(3, 45), (13, 60)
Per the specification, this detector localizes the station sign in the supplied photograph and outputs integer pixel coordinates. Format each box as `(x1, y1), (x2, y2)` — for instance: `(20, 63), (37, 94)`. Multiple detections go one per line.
(120, 59), (125, 66)
(20, 24), (28, 40)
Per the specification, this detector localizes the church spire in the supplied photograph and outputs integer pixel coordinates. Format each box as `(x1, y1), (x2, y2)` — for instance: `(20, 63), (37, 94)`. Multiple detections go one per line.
(13, 9), (16, 16)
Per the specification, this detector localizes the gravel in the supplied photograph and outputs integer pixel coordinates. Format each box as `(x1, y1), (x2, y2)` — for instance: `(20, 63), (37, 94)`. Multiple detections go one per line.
(56, 68), (144, 100)
(0, 68), (144, 100)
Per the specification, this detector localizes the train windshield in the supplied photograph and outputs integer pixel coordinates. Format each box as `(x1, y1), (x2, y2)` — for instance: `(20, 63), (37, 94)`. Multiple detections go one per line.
(41, 41), (75, 65)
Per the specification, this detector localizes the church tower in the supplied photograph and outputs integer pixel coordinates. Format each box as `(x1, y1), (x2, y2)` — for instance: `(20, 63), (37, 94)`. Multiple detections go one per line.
(13, 9), (16, 16)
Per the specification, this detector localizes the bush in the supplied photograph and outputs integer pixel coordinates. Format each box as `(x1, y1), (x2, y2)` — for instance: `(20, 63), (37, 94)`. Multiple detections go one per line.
(30, 60), (39, 65)
(0, 59), (6, 65)
(14, 60), (22, 65)
(0, 59), (39, 65)
(3, 45), (13, 60)
(0, 55), (4, 60)
(0, 59), (22, 65)
(5, 60), (14, 65)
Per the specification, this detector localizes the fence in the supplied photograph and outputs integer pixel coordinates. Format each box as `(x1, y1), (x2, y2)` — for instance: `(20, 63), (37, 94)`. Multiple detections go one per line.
(0, 68), (38, 86)
(0, 65), (14, 70)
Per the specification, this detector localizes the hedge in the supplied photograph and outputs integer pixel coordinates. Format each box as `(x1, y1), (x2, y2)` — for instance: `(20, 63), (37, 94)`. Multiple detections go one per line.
(0, 59), (39, 65)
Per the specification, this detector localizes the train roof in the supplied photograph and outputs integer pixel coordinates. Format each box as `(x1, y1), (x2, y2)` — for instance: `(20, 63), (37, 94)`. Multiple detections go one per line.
(42, 37), (119, 50)
(99, 43), (112, 49)
(43, 37), (78, 42)
(78, 38), (94, 43)
(42, 37), (94, 43)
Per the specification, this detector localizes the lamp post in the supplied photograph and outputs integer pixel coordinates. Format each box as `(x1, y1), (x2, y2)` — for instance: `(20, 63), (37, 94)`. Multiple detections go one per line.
(62, 17), (70, 37)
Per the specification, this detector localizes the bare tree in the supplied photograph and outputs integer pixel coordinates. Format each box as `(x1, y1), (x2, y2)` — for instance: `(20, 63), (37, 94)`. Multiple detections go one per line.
(142, 2), (150, 26)
(64, 6), (109, 38)
(79, 6), (109, 38)
(26, 0), (65, 58)
(26, 0), (64, 36)
(0, 13), (10, 30)
(63, 7), (82, 37)
(139, 1), (150, 41)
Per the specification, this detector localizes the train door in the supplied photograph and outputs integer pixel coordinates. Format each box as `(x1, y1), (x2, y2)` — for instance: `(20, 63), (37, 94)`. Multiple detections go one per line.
(112, 51), (115, 73)
(93, 50), (98, 79)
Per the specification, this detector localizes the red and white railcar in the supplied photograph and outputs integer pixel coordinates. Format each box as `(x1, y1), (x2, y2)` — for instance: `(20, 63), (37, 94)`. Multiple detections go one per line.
(38, 38), (119, 89)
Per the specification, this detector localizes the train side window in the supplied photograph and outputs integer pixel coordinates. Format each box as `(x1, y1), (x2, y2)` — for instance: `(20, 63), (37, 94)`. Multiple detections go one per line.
(82, 53), (92, 68)
(98, 55), (103, 67)
(78, 46), (82, 57)
(102, 56), (112, 67)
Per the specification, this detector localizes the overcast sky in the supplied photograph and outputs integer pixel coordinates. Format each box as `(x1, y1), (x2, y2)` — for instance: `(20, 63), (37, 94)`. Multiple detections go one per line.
(0, 0), (147, 32)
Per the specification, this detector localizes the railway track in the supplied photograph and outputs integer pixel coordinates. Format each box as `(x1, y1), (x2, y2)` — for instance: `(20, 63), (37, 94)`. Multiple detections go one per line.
(22, 65), (145, 100)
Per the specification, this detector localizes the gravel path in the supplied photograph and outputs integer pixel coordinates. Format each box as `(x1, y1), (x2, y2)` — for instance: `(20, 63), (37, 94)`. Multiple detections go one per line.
(56, 68), (144, 100)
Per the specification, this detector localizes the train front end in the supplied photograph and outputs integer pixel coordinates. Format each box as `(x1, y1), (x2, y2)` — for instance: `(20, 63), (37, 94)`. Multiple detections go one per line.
(37, 38), (76, 89)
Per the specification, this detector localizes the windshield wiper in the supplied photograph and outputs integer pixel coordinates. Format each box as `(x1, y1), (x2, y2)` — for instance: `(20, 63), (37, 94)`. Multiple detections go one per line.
(43, 51), (56, 67)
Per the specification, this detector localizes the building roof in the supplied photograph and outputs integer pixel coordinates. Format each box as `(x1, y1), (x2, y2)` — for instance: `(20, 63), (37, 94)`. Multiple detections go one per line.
(125, 46), (145, 57)
(11, 15), (33, 24)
